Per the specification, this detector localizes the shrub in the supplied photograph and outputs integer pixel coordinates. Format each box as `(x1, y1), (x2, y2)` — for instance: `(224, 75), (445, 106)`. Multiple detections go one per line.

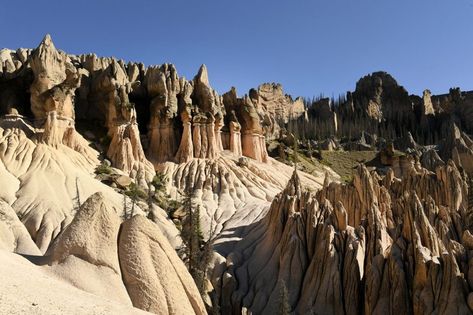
(95, 162), (112, 175)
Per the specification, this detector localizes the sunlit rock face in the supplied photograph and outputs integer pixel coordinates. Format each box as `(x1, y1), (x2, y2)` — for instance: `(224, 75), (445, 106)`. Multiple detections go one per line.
(2, 35), (316, 174)
(219, 163), (472, 315)
(29, 34), (79, 120)
(4, 34), (473, 315)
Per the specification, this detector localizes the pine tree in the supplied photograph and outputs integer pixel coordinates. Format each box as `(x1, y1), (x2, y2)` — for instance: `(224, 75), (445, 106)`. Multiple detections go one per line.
(122, 192), (128, 219)
(179, 189), (217, 298)
(292, 136), (299, 170)
(126, 183), (141, 218)
(277, 279), (290, 315)
(72, 177), (81, 214)
(180, 191), (204, 291)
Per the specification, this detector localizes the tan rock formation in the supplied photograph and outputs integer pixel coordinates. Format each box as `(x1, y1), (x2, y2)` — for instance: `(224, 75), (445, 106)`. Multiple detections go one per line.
(441, 122), (473, 173)
(29, 34), (79, 120)
(119, 215), (207, 315)
(223, 88), (268, 162)
(190, 65), (224, 160)
(0, 200), (41, 255)
(47, 192), (131, 304)
(220, 162), (472, 314)
(0, 251), (148, 315)
(146, 64), (225, 164)
(105, 83), (154, 179)
(422, 89), (435, 115)
(146, 64), (181, 164)
(253, 83), (306, 140)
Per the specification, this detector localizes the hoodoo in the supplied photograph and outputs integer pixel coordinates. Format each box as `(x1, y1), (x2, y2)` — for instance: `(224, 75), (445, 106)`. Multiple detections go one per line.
(1, 29), (473, 315)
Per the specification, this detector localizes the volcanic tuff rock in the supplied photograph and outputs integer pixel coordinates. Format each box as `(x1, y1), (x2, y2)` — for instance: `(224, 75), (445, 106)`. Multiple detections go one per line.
(0, 250), (149, 315)
(119, 215), (207, 315)
(219, 161), (473, 314)
(303, 72), (473, 153)
(1, 191), (207, 314)
(252, 83), (306, 140)
(47, 192), (132, 304)
(0, 34), (335, 315)
(3, 34), (473, 315)
(1, 35), (308, 178)
(0, 200), (41, 255)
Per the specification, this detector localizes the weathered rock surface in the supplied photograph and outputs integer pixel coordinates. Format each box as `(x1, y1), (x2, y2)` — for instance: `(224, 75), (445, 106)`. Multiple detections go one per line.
(119, 215), (207, 315)
(3, 35), (473, 315)
(47, 192), (131, 305)
(0, 200), (41, 255)
(220, 162), (473, 314)
(303, 72), (473, 152)
(162, 151), (333, 250)
(252, 83), (306, 140)
(0, 250), (149, 315)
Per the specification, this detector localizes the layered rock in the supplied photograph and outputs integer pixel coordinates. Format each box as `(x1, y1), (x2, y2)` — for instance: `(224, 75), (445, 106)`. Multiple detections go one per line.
(223, 88), (268, 162)
(83, 56), (154, 179)
(0, 124), (126, 253)
(25, 35), (98, 165)
(1, 35), (325, 170)
(145, 64), (225, 165)
(4, 35), (473, 315)
(252, 83), (306, 140)
(145, 63), (181, 164)
(29, 34), (79, 120)
(163, 152), (331, 249)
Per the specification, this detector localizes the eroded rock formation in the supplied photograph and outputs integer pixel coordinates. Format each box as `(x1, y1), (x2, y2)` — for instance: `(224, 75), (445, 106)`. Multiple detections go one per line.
(219, 162), (473, 314)
(2, 35), (473, 315)
(119, 215), (207, 315)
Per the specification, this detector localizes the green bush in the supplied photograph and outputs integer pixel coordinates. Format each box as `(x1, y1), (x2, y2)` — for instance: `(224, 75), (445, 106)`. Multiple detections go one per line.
(150, 172), (167, 193)
(125, 183), (147, 200)
(95, 162), (112, 175)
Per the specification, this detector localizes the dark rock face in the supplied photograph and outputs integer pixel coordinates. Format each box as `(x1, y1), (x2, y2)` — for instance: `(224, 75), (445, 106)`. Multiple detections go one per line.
(303, 71), (473, 152)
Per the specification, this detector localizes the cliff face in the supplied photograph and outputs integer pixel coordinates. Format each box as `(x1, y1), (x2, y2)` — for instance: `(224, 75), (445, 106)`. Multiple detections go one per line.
(303, 71), (473, 149)
(0, 35), (306, 172)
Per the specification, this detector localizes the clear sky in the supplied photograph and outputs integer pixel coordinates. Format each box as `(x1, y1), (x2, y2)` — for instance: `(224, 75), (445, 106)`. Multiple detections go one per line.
(1, 0), (472, 98)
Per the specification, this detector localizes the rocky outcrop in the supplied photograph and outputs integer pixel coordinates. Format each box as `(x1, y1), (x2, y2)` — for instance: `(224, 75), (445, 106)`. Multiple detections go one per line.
(119, 215), (207, 315)
(421, 148), (445, 171)
(82, 56), (154, 179)
(251, 83), (306, 140)
(163, 152), (330, 249)
(29, 34), (80, 120)
(222, 87), (268, 162)
(307, 97), (338, 137)
(302, 72), (473, 149)
(422, 89), (435, 116)
(4, 35), (473, 315)
(440, 122), (473, 173)
(47, 192), (131, 305)
(0, 200), (41, 255)
(220, 162), (472, 314)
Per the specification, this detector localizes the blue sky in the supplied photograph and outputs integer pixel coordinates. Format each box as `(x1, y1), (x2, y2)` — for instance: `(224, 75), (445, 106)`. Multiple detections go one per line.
(1, 0), (472, 98)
